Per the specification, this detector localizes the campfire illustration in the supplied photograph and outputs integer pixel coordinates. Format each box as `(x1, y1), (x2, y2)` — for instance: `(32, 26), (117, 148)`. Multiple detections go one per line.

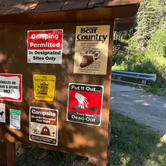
(72, 92), (89, 110)
(72, 92), (97, 112)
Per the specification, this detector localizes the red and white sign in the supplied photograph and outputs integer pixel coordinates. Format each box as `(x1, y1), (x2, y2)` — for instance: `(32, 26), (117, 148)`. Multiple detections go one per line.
(27, 29), (63, 64)
(67, 83), (104, 126)
(0, 74), (22, 102)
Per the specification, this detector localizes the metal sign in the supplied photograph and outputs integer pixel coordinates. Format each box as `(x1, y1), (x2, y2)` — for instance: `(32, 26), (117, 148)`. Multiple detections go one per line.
(29, 107), (58, 146)
(67, 83), (104, 126)
(27, 29), (63, 64)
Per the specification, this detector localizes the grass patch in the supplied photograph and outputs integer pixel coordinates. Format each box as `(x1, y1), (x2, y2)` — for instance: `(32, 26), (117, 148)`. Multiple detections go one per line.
(16, 144), (88, 166)
(146, 83), (166, 96)
(108, 110), (166, 166)
(16, 110), (166, 166)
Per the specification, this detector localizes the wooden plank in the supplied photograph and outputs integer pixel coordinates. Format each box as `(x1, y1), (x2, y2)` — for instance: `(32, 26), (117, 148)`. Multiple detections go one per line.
(0, 3), (38, 15)
(105, 0), (143, 6)
(0, 5), (138, 31)
(0, 0), (46, 5)
(88, 0), (104, 8)
(0, 140), (15, 166)
(114, 17), (135, 31)
(62, 0), (89, 10)
(34, 1), (64, 13)
(48, 0), (65, 1)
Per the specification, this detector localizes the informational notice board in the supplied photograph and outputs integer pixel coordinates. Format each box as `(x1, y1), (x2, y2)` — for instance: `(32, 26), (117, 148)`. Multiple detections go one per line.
(74, 25), (110, 75)
(0, 22), (113, 166)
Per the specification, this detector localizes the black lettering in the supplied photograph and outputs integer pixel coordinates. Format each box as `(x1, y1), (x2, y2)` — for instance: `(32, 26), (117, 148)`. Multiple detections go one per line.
(4, 90), (10, 93)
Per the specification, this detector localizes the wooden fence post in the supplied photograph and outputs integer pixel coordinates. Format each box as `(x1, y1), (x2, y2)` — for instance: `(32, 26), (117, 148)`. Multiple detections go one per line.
(0, 140), (16, 166)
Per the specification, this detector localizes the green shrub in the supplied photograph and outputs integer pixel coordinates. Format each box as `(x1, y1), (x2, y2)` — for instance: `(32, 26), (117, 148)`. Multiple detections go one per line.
(145, 29), (166, 57)
(112, 53), (166, 89)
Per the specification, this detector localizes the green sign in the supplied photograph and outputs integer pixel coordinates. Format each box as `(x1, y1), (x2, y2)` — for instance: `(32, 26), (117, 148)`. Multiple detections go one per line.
(10, 109), (21, 130)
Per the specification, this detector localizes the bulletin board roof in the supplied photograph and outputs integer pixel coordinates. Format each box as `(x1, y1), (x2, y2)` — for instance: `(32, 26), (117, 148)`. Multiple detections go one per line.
(0, 0), (143, 30)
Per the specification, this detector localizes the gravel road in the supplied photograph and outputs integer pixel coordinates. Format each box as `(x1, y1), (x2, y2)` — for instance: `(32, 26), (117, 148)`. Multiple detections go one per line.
(110, 83), (166, 137)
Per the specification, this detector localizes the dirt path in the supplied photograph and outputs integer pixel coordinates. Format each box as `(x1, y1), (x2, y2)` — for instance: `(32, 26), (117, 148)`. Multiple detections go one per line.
(110, 83), (166, 137)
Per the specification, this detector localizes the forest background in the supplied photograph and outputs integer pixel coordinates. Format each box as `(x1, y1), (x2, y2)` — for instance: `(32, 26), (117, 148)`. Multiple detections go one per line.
(113, 0), (166, 93)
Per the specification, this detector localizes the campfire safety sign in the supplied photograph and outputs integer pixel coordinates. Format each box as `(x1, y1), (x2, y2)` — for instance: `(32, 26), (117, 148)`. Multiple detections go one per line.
(0, 74), (22, 102)
(27, 29), (63, 64)
(67, 83), (104, 126)
(29, 107), (58, 146)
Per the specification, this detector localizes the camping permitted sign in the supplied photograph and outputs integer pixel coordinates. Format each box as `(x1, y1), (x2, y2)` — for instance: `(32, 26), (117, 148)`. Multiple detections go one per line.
(27, 29), (63, 64)
(67, 83), (104, 126)
(29, 107), (58, 146)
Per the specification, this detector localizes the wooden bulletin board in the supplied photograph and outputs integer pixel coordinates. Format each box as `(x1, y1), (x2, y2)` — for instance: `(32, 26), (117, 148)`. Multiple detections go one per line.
(0, 20), (113, 166)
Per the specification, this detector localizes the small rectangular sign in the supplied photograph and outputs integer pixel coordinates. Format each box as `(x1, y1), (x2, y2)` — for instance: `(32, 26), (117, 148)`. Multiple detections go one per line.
(0, 103), (5, 123)
(10, 109), (21, 130)
(67, 83), (104, 126)
(29, 107), (58, 146)
(27, 29), (63, 64)
(0, 74), (22, 102)
(33, 73), (56, 102)
(73, 25), (110, 75)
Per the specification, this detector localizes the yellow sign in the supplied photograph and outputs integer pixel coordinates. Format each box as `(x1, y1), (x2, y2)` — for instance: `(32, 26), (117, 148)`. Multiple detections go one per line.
(33, 74), (56, 102)
(74, 25), (110, 75)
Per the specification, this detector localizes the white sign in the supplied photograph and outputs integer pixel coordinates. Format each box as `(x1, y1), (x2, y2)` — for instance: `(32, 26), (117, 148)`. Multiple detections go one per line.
(0, 74), (22, 102)
(27, 30), (63, 64)
(0, 103), (5, 123)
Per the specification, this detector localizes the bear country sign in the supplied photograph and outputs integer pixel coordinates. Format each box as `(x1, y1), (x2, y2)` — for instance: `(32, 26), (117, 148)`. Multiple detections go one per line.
(27, 29), (63, 64)
(73, 25), (110, 75)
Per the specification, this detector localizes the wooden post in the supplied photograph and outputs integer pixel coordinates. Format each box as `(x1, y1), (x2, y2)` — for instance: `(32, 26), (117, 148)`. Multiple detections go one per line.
(0, 140), (16, 166)
(117, 76), (121, 80)
(142, 80), (147, 85)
